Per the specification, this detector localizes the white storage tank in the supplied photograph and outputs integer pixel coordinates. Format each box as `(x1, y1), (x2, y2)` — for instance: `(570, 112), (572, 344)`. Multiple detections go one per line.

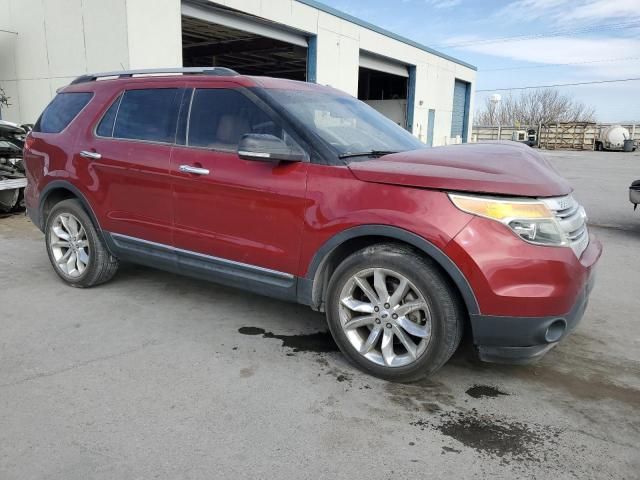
(596, 125), (630, 151)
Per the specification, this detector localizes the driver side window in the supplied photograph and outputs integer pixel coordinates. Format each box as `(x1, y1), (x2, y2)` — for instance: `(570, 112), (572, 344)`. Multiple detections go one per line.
(187, 88), (287, 151)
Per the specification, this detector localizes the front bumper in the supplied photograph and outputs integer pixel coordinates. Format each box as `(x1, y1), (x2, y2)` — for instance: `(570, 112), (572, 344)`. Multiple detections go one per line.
(472, 271), (596, 364)
(445, 214), (602, 364)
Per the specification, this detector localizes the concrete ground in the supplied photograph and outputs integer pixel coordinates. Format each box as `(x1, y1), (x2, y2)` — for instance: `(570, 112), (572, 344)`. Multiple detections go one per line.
(1, 150), (639, 479)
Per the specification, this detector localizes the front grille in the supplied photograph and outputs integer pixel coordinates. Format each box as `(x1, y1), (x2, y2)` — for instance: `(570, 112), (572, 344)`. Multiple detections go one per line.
(541, 195), (589, 258)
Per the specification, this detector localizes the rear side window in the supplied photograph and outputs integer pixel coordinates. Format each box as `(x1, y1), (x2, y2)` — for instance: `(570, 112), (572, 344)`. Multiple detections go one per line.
(113, 89), (181, 143)
(34, 92), (93, 133)
(188, 89), (281, 150)
(96, 94), (122, 137)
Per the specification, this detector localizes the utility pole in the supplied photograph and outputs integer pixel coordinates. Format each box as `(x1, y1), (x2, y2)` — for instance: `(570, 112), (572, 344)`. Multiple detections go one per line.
(490, 94), (502, 140)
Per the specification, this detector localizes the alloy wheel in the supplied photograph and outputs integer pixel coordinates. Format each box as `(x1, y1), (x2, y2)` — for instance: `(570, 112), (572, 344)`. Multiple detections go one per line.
(338, 268), (432, 367)
(48, 213), (90, 278)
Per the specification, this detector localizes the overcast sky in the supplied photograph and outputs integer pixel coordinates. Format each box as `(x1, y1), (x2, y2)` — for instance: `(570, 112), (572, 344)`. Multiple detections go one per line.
(320, 0), (640, 122)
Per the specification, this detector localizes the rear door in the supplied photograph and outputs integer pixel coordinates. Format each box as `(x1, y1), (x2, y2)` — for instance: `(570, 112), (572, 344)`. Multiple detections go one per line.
(75, 86), (184, 245)
(170, 86), (309, 278)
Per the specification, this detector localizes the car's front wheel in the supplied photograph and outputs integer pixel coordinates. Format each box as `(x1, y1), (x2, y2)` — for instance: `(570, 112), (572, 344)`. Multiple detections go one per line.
(45, 199), (119, 287)
(325, 243), (464, 382)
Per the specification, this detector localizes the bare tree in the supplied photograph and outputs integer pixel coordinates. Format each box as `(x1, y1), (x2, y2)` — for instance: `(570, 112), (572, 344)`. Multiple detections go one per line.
(475, 89), (595, 126)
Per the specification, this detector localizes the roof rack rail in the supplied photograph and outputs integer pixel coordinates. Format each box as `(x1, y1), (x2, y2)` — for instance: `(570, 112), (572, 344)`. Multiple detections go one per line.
(70, 67), (239, 85)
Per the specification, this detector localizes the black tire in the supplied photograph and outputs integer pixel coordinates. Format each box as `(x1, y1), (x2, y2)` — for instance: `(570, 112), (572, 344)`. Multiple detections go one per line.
(45, 199), (119, 287)
(325, 243), (464, 382)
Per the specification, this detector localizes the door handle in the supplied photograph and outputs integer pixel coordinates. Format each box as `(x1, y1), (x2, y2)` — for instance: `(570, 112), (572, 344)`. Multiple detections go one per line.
(179, 165), (210, 175)
(80, 150), (102, 160)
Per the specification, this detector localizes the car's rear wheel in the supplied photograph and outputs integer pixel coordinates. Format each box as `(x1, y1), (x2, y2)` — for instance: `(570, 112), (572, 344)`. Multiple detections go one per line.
(325, 243), (464, 382)
(45, 199), (119, 287)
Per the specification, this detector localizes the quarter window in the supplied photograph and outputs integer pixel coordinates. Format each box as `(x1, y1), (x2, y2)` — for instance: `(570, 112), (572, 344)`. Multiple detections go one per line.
(34, 92), (93, 133)
(113, 89), (181, 143)
(187, 89), (283, 150)
(95, 94), (121, 137)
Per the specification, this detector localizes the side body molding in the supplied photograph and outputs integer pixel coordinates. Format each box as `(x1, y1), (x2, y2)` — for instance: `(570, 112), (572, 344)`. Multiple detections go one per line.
(103, 232), (297, 302)
(297, 225), (480, 316)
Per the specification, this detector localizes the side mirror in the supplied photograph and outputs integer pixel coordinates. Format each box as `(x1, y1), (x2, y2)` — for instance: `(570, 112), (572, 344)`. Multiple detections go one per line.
(237, 134), (306, 163)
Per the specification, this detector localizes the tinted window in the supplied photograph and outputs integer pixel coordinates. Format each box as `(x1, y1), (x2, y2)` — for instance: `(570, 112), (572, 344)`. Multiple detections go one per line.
(34, 92), (93, 133)
(113, 89), (180, 143)
(188, 89), (281, 150)
(96, 94), (122, 137)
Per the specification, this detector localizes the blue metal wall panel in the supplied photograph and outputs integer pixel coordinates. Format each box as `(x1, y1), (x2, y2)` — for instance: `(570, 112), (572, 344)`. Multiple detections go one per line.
(427, 109), (435, 147)
(306, 36), (318, 83)
(451, 79), (469, 141)
(406, 65), (417, 133)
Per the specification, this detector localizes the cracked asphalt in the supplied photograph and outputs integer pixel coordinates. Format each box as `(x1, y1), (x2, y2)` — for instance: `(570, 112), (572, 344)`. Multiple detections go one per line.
(1, 150), (639, 479)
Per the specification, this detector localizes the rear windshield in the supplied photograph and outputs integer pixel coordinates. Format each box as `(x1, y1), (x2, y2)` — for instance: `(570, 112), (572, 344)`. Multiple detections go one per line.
(34, 92), (93, 133)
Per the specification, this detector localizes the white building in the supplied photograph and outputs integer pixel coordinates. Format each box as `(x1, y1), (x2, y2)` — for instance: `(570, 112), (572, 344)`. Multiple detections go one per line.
(0, 0), (476, 146)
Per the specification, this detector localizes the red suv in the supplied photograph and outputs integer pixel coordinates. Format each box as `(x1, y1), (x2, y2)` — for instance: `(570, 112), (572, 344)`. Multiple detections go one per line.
(23, 67), (601, 381)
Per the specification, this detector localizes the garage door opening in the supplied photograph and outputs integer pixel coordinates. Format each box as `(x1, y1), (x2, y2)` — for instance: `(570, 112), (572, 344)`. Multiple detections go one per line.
(181, 13), (308, 80)
(358, 65), (408, 129)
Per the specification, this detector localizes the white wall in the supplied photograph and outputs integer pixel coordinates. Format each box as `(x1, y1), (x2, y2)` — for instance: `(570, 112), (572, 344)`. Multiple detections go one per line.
(126, 0), (183, 69)
(365, 100), (407, 128)
(0, 0), (182, 124)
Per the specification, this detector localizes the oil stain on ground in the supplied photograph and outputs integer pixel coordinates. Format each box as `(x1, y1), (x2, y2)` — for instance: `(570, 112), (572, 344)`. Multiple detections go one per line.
(411, 409), (561, 463)
(238, 326), (339, 353)
(465, 385), (509, 399)
(385, 379), (456, 411)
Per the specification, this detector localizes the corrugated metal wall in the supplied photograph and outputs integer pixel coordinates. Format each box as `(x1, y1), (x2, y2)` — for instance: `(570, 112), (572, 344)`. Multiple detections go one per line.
(451, 79), (469, 141)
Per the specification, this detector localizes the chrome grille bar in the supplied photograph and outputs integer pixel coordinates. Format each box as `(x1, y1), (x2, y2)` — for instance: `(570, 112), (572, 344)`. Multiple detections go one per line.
(541, 195), (589, 258)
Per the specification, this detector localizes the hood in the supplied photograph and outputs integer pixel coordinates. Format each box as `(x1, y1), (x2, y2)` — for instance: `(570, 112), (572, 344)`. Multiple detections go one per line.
(347, 142), (572, 198)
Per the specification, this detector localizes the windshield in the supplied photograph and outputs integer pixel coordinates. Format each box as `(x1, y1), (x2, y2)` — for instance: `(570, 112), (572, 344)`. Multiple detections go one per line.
(263, 88), (425, 160)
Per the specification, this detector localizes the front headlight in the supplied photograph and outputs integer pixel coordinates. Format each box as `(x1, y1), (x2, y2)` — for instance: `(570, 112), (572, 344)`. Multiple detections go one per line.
(449, 193), (568, 247)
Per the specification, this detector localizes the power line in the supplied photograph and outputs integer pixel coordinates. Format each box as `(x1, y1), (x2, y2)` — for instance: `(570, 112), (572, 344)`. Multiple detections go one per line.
(476, 77), (640, 92)
(438, 21), (640, 48)
(481, 56), (640, 72)
(435, 20), (640, 48)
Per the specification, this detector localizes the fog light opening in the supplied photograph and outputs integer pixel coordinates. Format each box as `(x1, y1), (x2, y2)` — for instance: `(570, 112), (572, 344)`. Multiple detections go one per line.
(545, 319), (566, 343)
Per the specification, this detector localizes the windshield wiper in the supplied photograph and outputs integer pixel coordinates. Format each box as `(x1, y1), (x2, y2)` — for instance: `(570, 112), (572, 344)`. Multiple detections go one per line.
(338, 150), (398, 159)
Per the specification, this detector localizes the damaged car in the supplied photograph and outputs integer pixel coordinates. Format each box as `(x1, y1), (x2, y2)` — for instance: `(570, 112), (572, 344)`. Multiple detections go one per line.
(24, 68), (602, 381)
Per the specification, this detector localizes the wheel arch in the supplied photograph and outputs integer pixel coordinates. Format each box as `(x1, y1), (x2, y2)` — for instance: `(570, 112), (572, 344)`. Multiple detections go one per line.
(38, 181), (104, 240)
(298, 225), (479, 316)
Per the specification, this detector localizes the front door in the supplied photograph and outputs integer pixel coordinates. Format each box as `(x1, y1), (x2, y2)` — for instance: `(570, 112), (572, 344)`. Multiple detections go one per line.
(170, 87), (309, 280)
